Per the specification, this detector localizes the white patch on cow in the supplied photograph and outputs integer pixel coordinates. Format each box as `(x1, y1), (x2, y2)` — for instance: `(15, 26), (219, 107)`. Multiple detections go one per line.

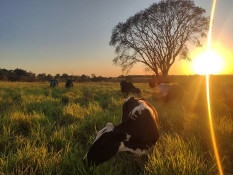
(131, 103), (144, 115)
(158, 83), (171, 97)
(130, 114), (137, 120)
(94, 123), (114, 142)
(130, 100), (155, 120)
(118, 133), (148, 154)
(118, 142), (149, 154)
(125, 134), (131, 141)
(124, 97), (132, 103)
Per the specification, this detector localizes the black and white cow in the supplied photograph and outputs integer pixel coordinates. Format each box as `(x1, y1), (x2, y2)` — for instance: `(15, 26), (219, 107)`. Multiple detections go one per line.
(120, 81), (141, 95)
(65, 80), (74, 88)
(158, 83), (184, 101)
(50, 79), (58, 87)
(86, 97), (159, 166)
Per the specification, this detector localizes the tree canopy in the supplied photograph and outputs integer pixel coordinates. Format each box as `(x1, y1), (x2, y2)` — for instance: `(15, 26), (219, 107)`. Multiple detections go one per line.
(0, 68), (106, 82)
(110, 0), (209, 77)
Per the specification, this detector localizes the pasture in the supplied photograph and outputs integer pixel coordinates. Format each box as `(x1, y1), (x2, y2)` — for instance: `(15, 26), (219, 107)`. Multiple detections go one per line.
(0, 76), (232, 175)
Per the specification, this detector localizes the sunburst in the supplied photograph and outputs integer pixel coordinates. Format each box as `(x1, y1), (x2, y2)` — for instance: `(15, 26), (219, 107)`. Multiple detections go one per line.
(193, 50), (223, 75)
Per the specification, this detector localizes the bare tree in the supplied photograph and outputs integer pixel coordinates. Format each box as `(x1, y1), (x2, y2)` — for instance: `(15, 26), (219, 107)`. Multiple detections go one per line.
(110, 0), (209, 77)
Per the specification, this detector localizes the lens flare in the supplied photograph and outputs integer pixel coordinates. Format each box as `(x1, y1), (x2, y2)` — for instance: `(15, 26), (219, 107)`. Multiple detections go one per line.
(193, 50), (223, 75)
(206, 0), (224, 174)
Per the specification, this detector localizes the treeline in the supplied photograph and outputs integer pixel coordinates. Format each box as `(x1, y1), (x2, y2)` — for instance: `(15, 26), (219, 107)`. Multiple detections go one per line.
(0, 68), (112, 82)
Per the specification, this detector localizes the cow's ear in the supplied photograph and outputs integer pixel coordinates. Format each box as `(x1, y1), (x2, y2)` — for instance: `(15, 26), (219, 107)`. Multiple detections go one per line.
(106, 122), (114, 129)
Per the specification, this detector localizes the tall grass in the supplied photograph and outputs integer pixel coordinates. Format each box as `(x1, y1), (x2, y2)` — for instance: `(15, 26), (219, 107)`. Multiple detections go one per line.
(0, 79), (232, 174)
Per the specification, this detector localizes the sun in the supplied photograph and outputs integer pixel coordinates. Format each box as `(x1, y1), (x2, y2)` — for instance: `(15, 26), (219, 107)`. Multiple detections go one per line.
(192, 50), (223, 75)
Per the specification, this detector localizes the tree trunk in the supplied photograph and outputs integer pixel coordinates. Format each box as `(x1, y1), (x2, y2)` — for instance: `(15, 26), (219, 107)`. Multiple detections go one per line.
(152, 69), (160, 79)
(161, 69), (169, 76)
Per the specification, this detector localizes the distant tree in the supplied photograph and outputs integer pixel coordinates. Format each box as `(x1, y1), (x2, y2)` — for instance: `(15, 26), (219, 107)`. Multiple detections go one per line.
(91, 73), (97, 81)
(61, 73), (69, 81)
(13, 68), (27, 76)
(125, 75), (133, 82)
(80, 74), (90, 82)
(0, 68), (110, 82)
(74, 75), (81, 82)
(96, 76), (105, 82)
(37, 73), (47, 81)
(110, 0), (209, 77)
(11, 68), (28, 81)
(55, 74), (60, 80)
(46, 74), (54, 81)
(27, 72), (36, 82)
(0, 69), (9, 81)
(118, 75), (125, 78)
(91, 73), (96, 78)
(6, 70), (14, 81)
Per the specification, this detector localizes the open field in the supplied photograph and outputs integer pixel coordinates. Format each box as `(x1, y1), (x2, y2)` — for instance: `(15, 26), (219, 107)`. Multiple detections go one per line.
(0, 76), (233, 175)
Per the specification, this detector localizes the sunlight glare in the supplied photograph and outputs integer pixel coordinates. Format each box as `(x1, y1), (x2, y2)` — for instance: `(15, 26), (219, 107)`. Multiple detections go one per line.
(193, 50), (223, 75)
(205, 0), (224, 174)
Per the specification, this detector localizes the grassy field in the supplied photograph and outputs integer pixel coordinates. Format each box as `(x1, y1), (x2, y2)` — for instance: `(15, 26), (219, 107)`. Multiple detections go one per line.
(0, 77), (232, 175)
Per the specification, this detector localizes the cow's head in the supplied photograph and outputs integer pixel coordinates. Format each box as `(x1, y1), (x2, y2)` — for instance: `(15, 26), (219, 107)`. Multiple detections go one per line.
(122, 97), (140, 121)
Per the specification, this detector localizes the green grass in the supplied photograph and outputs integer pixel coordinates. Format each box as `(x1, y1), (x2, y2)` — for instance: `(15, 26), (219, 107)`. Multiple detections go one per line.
(0, 79), (232, 175)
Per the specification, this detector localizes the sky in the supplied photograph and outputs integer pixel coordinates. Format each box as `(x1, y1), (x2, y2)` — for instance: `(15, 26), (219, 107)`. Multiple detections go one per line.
(0, 0), (232, 77)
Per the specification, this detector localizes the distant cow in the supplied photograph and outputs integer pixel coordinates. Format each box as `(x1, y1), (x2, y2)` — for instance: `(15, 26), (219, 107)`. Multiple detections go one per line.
(220, 83), (233, 109)
(158, 83), (171, 98)
(120, 81), (141, 95)
(86, 97), (159, 166)
(65, 80), (74, 88)
(149, 81), (155, 88)
(50, 79), (58, 87)
(158, 83), (184, 101)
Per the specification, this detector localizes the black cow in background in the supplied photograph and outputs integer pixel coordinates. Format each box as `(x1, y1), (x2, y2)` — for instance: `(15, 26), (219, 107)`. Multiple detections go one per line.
(120, 81), (141, 95)
(149, 81), (155, 88)
(86, 97), (159, 166)
(50, 79), (58, 87)
(65, 80), (74, 88)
